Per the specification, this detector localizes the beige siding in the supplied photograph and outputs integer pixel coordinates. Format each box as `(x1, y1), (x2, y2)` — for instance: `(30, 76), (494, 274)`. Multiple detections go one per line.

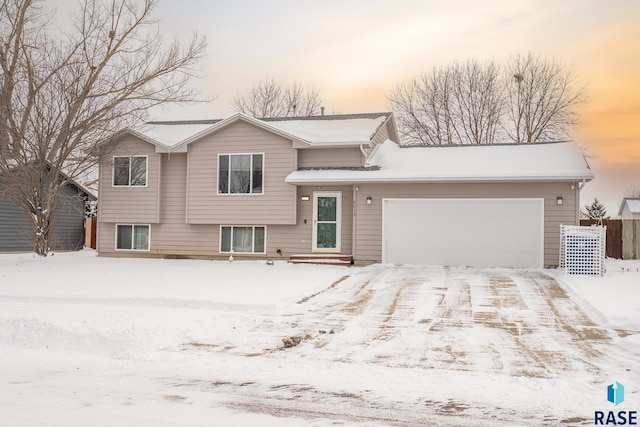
(152, 153), (218, 255)
(98, 136), (160, 223)
(186, 120), (296, 225)
(267, 185), (353, 257)
(298, 147), (363, 168)
(98, 153), (217, 255)
(98, 184), (354, 258)
(353, 182), (579, 267)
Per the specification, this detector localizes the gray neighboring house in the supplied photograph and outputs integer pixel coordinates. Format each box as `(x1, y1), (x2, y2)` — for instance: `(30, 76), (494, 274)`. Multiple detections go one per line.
(97, 112), (593, 268)
(0, 172), (96, 252)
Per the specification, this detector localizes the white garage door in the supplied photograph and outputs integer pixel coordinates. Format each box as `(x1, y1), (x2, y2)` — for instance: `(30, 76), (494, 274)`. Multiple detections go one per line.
(382, 198), (544, 268)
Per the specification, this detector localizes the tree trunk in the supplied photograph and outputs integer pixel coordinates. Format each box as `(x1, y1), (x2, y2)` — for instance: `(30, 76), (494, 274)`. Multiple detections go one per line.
(33, 211), (51, 256)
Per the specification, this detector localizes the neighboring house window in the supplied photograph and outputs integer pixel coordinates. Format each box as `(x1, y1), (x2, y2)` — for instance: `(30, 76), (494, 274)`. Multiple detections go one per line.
(218, 154), (263, 194)
(220, 226), (265, 254)
(116, 225), (150, 251)
(113, 156), (147, 186)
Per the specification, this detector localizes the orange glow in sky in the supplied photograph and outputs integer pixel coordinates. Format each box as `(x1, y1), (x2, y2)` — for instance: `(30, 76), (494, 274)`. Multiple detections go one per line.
(53, 0), (640, 214)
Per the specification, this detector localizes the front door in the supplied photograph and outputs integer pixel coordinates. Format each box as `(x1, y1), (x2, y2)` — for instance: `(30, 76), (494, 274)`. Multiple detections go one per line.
(312, 192), (341, 253)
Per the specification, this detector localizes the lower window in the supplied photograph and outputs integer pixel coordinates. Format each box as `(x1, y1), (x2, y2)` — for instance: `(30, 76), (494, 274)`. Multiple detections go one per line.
(220, 226), (265, 254)
(116, 225), (150, 251)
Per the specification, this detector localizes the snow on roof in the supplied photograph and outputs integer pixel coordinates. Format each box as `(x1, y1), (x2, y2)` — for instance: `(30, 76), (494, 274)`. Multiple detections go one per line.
(135, 120), (220, 148)
(129, 113), (389, 150)
(262, 113), (389, 146)
(627, 199), (640, 213)
(286, 140), (594, 184)
(618, 198), (640, 215)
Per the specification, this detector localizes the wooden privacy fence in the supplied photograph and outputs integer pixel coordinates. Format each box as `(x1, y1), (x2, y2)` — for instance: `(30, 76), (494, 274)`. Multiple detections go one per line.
(579, 219), (640, 259)
(623, 220), (640, 260)
(84, 217), (97, 249)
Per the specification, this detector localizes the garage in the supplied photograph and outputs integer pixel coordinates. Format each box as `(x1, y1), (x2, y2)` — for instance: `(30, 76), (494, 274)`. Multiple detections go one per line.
(382, 198), (544, 268)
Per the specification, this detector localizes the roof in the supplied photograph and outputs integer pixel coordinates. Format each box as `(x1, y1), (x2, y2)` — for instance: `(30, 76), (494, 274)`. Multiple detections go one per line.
(129, 113), (392, 151)
(0, 162), (97, 201)
(618, 198), (640, 216)
(261, 113), (390, 146)
(285, 140), (594, 184)
(138, 120), (221, 148)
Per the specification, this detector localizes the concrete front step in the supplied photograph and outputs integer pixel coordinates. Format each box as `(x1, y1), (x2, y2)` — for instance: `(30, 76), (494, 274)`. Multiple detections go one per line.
(289, 254), (354, 266)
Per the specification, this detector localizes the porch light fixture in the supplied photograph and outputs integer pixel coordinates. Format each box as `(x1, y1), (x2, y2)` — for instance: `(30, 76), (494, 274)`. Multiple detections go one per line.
(366, 196), (372, 205)
(557, 196), (563, 205)
(301, 196), (310, 201)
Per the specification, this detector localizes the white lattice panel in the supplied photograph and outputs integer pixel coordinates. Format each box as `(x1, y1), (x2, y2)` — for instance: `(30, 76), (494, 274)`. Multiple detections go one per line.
(560, 225), (606, 276)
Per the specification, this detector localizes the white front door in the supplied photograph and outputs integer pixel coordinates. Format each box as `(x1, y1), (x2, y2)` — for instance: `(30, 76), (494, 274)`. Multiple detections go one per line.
(312, 192), (341, 253)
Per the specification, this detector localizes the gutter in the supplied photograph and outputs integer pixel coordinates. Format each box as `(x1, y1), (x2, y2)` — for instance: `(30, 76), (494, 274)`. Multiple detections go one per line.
(286, 174), (596, 185)
(352, 184), (358, 261)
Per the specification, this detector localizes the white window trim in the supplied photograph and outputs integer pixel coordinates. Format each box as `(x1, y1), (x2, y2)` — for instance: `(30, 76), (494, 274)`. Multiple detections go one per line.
(219, 225), (267, 254)
(217, 153), (265, 196)
(112, 155), (149, 187)
(114, 224), (151, 252)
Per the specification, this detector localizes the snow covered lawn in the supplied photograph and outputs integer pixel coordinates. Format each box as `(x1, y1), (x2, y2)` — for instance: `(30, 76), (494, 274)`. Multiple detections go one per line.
(1, 251), (639, 426)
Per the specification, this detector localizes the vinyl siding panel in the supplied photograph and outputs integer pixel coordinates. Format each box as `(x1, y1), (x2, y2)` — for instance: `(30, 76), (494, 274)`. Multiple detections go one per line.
(98, 185), (353, 258)
(353, 181), (578, 267)
(267, 185), (353, 257)
(49, 184), (88, 251)
(1, 182), (88, 252)
(298, 147), (363, 168)
(186, 120), (296, 225)
(153, 153), (217, 254)
(98, 136), (160, 224)
(0, 193), (35, 251)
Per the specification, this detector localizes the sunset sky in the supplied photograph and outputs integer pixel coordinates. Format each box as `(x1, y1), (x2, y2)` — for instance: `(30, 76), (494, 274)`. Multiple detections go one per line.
(59, 0), (640, 215)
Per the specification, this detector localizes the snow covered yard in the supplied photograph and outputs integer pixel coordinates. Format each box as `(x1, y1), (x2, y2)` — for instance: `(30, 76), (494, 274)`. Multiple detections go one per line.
(1, 251), (639, 426)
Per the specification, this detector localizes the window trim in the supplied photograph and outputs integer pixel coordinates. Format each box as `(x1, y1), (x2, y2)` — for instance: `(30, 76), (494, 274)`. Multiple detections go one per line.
(112, 155), (149, 187)
(217, 153), (264, 195)
(115, 224), (151, 252)
(219, 225), (267, 254)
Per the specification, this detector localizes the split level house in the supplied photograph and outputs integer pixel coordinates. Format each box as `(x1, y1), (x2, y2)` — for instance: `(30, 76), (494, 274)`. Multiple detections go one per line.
(97, 112), (594, 268)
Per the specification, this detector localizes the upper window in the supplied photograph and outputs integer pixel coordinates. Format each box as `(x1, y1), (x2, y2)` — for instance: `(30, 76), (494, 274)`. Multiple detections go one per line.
(113, 156), (147, 186)
(218, 154), (263, 194)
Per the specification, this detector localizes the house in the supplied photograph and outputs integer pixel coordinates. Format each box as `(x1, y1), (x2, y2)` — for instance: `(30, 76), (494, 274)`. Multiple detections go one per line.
(618, 198), (640, 219)
(0, 171), (96, 252)
(97, 112), (593, 268)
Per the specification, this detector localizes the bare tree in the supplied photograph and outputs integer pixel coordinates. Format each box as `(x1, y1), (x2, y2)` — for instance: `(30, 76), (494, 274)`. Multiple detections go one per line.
(389, 54), (586, 145)
(232, 77), (322, 118)
(450, 60), (503, 145)
(389, 60), (503, 145)
(389, 68), (456, 145)
(624, 185), (640, 198)
(0, 0), (206, 256)
(504, 53), (587, 143)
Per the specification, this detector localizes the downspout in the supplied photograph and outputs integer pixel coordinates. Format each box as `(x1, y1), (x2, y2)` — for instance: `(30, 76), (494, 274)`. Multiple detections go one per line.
(354, 143), (368, 263)
(577, 179), (587, 224)
(352, 184), (358, 262)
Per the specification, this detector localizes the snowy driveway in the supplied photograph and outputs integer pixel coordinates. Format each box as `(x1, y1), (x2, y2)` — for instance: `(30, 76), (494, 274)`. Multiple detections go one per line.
(2, 254), (639, 426)
(170, 264), (637, 425)
(287, 265), (617, 378)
